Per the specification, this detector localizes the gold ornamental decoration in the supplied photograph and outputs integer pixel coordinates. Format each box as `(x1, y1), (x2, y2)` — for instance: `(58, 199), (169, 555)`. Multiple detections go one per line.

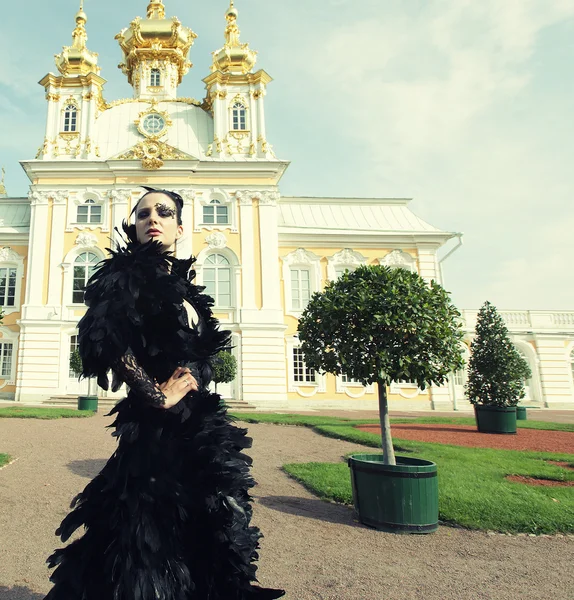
(117, 140), (191, 170)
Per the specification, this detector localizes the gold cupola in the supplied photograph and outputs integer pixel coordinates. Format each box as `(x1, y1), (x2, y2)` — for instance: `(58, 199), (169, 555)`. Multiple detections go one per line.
(55, 1), (100, 76)
(211, 1), (257, 75)
(115, 0), (197, 88)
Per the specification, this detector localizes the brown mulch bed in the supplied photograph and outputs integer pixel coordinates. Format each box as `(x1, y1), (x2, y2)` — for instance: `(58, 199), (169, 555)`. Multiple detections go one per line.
(505, 475), (574, 487)
(355, 423), (574, 453)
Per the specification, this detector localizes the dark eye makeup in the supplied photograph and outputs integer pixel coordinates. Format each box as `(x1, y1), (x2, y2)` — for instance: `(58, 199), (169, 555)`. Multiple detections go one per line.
(136, 203), (177, 220)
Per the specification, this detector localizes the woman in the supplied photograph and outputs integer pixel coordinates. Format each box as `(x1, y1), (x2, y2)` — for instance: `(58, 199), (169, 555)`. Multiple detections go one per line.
(45, 188), (284, 600)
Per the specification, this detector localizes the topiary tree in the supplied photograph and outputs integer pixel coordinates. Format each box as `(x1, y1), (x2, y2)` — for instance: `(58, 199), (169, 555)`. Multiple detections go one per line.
(298, 265), (464, 466)
(212, 350), (237, 393)
(466, 301), (531, 407)
(69, 349), (83, 378)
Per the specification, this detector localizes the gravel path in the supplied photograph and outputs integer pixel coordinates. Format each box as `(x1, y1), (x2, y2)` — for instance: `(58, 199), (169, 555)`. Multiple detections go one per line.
(0, 415), (573, 600)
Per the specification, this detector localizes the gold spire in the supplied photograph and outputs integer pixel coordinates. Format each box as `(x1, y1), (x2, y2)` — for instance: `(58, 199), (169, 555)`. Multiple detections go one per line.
(211, 0), (257, 75)
(55, 1), (100, 76)
(146, 0), (166, 19)
(116, 0), (197, 86)
(0, 168), (6, 197)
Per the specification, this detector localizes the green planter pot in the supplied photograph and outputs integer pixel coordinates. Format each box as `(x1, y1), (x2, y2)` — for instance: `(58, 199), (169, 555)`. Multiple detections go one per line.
(474, 405), (517, 434)
(78, 395), (98, 412)
(348, 454), (438, 534)
(516, 406), (527, 420)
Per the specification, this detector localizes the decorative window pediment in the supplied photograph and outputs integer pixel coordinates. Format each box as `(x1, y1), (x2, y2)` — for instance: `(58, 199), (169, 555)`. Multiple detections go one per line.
(379, 250), (417, 272)
(327, 248), (367, 281)
(67, 190), (109, 232)
(194, 190), (237, 232)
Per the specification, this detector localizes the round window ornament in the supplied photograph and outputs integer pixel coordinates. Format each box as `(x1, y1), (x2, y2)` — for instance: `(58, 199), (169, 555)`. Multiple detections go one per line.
(142, 113), (166, 136)
(135, 106), (172, 139)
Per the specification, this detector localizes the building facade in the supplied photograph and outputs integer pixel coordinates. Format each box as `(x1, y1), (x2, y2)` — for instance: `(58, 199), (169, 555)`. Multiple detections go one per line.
(0, 1), (573, 410)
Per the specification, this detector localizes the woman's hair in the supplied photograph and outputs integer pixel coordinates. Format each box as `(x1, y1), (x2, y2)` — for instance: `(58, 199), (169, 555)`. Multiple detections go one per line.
(131, 186), (184, 226)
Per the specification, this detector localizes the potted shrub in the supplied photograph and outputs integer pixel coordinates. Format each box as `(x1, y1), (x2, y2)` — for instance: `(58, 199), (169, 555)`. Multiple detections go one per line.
(212, 350), (237, 395)
(70, 349), (98, 412)
(298, 265), (464, 533)
(466, 301), (531, 434)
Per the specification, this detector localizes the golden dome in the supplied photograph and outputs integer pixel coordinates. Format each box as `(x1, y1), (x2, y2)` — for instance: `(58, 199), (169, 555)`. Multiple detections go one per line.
(115, 0), (197, 86)
(55, 1), (100, 77)
(211, 1), (257, 75)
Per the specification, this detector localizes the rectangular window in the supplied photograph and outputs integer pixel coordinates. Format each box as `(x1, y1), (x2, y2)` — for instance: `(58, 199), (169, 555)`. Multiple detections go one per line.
(77, 206), (89, 223)
(290, 268), (311, 311)
(0, 267), (17, 307)
(216, 205), (229, 224)
(90, 205), (102, 224)
(454, 369), (465, 387)
(203, 206), (215, 224)
(0, 342), (13, 378)
(293, 348), (316, 384)
(341, 372), (361, 385)
(73, 266), (86, 304)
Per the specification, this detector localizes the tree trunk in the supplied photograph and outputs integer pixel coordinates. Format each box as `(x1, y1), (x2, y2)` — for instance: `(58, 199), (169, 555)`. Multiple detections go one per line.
(377, 378), (396, 466)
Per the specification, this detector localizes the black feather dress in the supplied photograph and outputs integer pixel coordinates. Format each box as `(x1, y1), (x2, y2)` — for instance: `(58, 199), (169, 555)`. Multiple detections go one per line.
(44, 226), (284, 600)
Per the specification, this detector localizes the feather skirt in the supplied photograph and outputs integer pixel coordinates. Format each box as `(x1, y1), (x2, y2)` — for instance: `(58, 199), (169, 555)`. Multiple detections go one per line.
(44, 390), (284, 600)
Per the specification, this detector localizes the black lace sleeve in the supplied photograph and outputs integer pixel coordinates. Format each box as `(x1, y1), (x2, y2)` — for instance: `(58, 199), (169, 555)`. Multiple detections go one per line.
(110, 349), (167, 408)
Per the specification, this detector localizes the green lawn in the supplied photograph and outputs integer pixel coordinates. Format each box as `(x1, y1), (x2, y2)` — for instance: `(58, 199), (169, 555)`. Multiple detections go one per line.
(0, 454), (10, 468)
(237, 413), (574, 534)
(0, 407), (96, 419)
(234, 412), (574, 433)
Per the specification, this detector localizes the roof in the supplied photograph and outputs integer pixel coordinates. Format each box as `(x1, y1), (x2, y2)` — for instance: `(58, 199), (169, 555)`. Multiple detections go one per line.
(278, 197), (443, 235)
(93, 101), (213, 161)
(0, 198), (31, 234)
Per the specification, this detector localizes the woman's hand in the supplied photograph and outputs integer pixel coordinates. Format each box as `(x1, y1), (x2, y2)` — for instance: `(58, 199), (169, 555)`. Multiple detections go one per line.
(157, 366), (198, 409)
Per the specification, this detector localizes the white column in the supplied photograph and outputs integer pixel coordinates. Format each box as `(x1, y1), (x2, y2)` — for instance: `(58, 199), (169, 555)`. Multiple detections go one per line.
(238, 192), (256, 310)
(24, 191), (50, 307)
(258, 192), (281, 313)
(533, 335), (574, 408)
(417, 245), (440, 283)
(175, 189), (195, 259)
(47, 192), (67, 307)
(110, 189), (131, 247)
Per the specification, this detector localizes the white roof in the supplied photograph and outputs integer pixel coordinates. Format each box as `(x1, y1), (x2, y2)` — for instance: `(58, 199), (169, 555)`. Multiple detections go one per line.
(0, 199), (30, 234)
(279, 197), (442, 235)
(93, 101), (213, 161)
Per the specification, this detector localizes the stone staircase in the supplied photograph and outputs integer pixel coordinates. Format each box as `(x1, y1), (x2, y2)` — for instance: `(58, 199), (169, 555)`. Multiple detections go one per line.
(43, 395), (257, 412)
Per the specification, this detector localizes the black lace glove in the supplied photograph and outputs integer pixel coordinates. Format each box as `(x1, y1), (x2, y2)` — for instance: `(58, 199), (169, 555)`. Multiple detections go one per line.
(110, 349), (167, 408)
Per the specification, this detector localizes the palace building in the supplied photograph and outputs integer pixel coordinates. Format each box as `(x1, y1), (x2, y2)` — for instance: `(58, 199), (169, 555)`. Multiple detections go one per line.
(1, 1), (573, 410)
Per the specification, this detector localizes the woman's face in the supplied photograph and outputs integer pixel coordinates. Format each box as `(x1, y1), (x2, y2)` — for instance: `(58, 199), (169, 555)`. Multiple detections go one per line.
(134, 192), (183, 251)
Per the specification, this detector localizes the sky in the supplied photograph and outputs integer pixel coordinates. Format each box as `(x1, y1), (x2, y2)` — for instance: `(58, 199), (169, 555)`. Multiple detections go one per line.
(1, 0), (573, 311)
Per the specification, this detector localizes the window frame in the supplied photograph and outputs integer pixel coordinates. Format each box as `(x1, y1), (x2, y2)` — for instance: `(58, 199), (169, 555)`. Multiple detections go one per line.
(150, 68), (161, 87)
(76, 199), (102, 225)
(62, 103), (79, 133)
(231, 101), (248, 131)
(285, 336), (326, 395)
(281, 249), (322, 319)
(202, 253), (233, 309)
(71, 251), (100, 305)
(202, 199), (229, 225)
(0, 248), (25, 316)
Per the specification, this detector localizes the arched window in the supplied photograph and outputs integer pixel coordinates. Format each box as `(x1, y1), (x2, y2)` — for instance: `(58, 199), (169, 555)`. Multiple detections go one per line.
(231, 102), (247, 131)
(73, 252), (99, 304)
(63, 104), (78, 132)
(69, 334), (79, 378)
(203, 199), (229, 225)
(150, 68), (161, 86)
(77, 199), (102, 225)
(203, 254), (232, 307)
